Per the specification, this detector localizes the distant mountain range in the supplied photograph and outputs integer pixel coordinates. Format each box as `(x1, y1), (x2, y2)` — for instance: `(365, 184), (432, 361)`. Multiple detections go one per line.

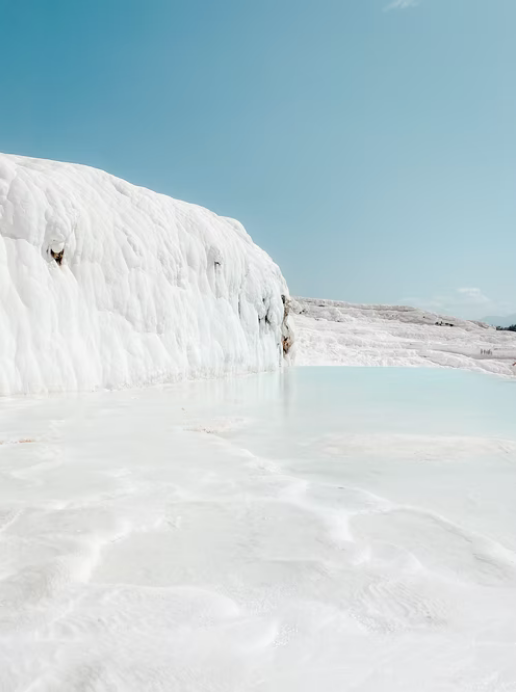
(481, 314), (516, 328)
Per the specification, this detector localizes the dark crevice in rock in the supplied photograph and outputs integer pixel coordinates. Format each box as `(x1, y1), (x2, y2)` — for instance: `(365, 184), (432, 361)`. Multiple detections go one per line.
(50, 248), (64, 265)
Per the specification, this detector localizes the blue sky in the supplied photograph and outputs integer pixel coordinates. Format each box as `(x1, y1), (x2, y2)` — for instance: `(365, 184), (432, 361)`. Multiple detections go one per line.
(1, 0), (515, 318)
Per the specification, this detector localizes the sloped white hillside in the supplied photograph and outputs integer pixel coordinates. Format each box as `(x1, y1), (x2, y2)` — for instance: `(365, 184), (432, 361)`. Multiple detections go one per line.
(292, 297), (516, 377)
(0, 153), (292, 395)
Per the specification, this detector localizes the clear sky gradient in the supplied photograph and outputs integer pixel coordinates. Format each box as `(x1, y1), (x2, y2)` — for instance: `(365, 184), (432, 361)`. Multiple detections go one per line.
(1, 0), (515, 318)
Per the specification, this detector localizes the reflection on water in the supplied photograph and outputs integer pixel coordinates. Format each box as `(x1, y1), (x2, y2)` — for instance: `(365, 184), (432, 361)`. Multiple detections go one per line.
(185, 366), (516, 458)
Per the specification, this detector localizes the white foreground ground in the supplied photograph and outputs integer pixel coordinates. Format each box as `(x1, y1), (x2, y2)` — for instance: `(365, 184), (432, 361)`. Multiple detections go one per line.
(1, 367), (516, 692)
(291, 297), (516, 377)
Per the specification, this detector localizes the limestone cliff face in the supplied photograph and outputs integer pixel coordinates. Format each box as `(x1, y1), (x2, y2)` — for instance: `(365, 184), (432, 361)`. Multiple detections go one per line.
(0, 153), (292, 394)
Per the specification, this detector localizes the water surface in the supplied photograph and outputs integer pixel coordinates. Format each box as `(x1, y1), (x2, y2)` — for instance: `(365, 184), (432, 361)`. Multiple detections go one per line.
(1, 367), (515, 691)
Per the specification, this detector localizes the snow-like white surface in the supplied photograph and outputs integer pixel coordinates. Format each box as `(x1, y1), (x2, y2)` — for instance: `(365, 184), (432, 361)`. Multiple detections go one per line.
(292, 297), (516, 377)
(0, 153), (291, 395)
(1, 367), (516, 691)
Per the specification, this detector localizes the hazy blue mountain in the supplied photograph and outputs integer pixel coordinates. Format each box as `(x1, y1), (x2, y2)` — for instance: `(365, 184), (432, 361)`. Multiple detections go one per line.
(481, 314), (516, 328)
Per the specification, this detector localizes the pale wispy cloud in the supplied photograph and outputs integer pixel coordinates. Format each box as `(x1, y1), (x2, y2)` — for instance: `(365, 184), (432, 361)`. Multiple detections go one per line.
(400, 288), (515, 320)
(456, 287), (490, 303)
(384, 0), (420, 11)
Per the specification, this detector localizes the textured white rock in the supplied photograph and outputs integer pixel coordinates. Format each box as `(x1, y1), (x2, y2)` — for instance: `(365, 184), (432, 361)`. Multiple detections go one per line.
(0, 153), (291, 395)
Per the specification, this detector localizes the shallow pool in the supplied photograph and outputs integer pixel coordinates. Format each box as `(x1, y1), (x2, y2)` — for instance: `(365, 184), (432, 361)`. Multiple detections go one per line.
(1, 367), (515, 691)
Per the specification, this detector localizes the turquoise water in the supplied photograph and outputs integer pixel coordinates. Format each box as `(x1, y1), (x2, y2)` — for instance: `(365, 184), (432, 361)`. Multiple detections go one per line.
(280, 366), (516, 438)
(180, 366), (516, 453)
